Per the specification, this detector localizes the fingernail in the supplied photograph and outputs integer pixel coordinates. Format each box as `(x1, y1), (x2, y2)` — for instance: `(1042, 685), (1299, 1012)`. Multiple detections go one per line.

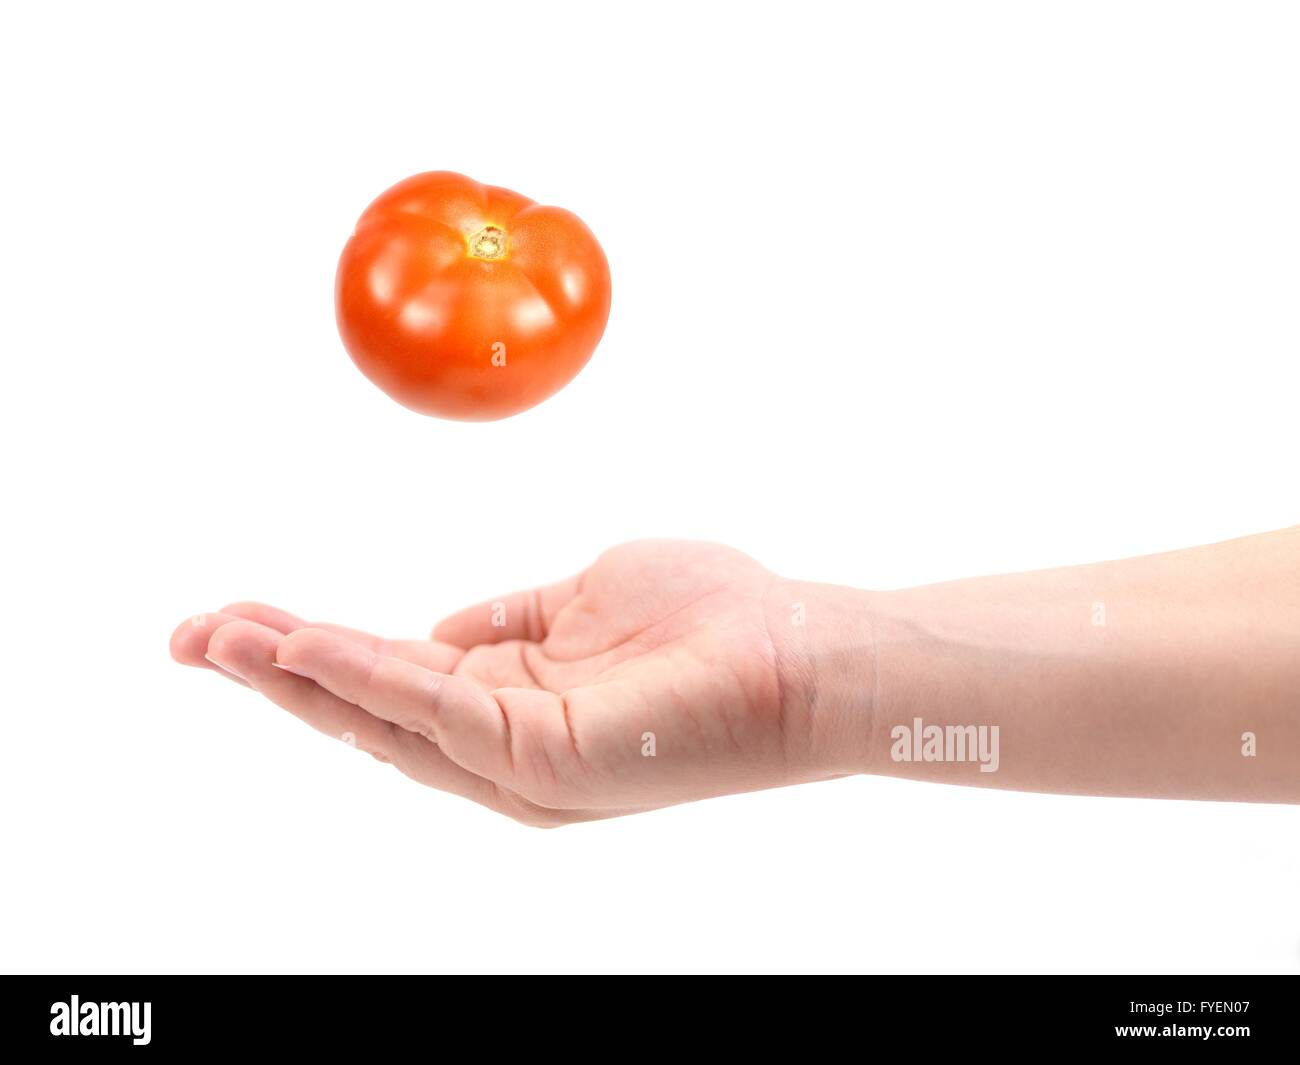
(205, 654), (248, 682)
(272, 661), (311, 678)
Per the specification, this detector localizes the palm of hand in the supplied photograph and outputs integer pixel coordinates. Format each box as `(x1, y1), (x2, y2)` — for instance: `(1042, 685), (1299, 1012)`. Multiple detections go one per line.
(449, 540), (791, 815)
(174, 542), (805, 825)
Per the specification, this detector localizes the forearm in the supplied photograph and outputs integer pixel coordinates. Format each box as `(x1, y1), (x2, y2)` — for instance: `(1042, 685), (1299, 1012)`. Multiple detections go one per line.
(804, 528), (1300, 803)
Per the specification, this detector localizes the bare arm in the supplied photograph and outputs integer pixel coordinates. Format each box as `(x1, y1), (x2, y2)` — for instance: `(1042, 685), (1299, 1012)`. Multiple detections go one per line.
(173, 530), (1299, 826)
(809, 527), (1300, 802)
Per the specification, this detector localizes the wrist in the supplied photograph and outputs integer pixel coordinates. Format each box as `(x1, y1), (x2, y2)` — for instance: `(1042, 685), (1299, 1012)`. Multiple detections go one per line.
(764, 577), (881, 777)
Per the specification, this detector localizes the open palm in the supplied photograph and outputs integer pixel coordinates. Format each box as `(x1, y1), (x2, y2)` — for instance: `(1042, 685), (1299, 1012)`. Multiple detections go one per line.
(172, 541), (839, 825)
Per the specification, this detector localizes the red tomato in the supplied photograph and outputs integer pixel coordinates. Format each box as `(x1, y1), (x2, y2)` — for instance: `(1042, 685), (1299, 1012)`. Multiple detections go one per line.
(335, 171), (612, 421)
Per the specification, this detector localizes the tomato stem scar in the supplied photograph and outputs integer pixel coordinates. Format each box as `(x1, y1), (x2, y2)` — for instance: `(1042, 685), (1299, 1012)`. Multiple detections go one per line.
(468, 225), (508, 261)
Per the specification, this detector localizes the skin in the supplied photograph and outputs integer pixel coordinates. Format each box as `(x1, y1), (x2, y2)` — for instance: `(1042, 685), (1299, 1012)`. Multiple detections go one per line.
(170, 529), (1300, 826)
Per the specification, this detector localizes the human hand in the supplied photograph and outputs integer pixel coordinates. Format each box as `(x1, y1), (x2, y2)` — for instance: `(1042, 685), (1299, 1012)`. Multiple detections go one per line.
(170, 541), (874, 826)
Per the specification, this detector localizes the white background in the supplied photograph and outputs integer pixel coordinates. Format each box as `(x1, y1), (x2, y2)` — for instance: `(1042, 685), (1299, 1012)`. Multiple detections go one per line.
(1, 0), (1297, 974)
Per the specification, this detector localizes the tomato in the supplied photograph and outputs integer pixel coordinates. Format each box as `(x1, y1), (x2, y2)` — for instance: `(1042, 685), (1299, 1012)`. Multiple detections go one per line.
(335, 171), (611, 421)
